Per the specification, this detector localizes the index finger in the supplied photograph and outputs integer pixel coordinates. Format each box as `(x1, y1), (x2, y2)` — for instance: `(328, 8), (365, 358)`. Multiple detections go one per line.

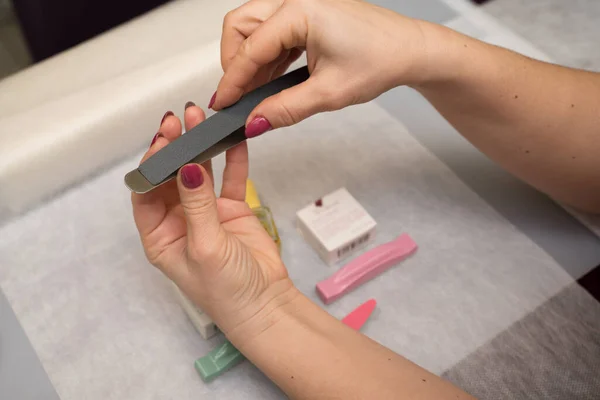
(220, 0), (282, 72)
(213, 6), (307, 110)
(131, 116), (182, 236)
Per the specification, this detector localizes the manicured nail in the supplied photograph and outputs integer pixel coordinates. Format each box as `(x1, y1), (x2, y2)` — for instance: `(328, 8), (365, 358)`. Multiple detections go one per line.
(185, 101), (195, 110)
(208, 92), (216, 109)
(245, 117), (272, 138)
(160, 111), (174, 126)
(181, 164), (204, 189)
(150, 132), (163, 147)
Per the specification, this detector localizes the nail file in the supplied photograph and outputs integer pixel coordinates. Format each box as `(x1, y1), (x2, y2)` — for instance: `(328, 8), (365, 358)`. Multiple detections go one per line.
(194, 299), (377, 382)
(124, 66), (310, 193)
(316, 234), (418, 304)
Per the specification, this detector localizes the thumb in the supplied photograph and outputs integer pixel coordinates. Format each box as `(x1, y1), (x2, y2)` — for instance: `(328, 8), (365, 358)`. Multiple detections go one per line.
(177, 164), (222, 256)
(244, 76), (341, 137)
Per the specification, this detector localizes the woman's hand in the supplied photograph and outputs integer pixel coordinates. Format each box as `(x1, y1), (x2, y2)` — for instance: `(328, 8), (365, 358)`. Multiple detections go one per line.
(131, 105), (296, 338)
(212, 0), (434, 136)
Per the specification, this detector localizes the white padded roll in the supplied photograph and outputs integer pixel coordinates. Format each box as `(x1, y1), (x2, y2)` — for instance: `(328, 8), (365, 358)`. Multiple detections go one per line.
(0, 0), (244, 217)
(0, 0), (245, 119)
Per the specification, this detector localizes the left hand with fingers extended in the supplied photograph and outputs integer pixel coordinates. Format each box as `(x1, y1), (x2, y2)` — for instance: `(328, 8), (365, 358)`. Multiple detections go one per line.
(131, 104), (298, 342)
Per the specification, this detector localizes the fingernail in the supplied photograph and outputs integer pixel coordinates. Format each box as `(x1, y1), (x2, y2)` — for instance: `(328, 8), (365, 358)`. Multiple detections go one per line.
(185, 101), (195, 110)
(181, 164), (204, 189)
(245, 117), (272, 138)
(160, 111), (174, 126)
(150, 132), (163, 147)
(208, 92), (216, 109)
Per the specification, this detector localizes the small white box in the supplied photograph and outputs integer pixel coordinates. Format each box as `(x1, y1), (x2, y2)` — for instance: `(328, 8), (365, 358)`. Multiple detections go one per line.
(172, 282), (218, 339)
(296, 188), (377, 265)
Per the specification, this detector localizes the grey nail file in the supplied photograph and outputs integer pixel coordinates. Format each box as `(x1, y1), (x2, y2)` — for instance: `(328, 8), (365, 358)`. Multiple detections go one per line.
(124, 66), (310, 193)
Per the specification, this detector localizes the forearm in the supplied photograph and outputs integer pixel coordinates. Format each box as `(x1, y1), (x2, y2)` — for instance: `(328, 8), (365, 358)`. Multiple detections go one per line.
(411, 22), (600, 212)
(226, 286), (473, 400)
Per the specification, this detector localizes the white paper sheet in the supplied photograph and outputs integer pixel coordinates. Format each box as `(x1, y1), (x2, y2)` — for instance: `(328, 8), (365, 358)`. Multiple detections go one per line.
(0, 102), (575, 400)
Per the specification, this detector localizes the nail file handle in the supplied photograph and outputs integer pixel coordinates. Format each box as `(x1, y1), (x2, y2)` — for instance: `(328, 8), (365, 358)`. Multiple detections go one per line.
(316, 234), (417, 304)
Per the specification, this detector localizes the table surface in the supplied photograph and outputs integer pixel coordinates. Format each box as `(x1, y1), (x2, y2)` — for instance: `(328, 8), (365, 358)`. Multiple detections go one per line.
(1, 1), (600, 399)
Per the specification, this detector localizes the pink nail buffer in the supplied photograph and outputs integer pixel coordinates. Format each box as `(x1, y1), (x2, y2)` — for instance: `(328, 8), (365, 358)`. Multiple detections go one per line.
(316, 234), (418, 304)
(341, 299), (376, 331)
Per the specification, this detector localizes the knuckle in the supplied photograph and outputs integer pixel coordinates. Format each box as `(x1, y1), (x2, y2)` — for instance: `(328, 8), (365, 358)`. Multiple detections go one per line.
(141, 229), (177, 269)
(278, 102), (301, 126)
(318, 86), (345, 111)
(239, 37), (262, 69)
(186, 243), (205, 264)
(187, 234), (225, 265)
(274, 93), (302, 126)
(223, 10), (237, 29)
(142, 240), (166, 268)
(239, 38), (254, 60)
(182, 198), (213, 218)
(145, 249), (162, 267)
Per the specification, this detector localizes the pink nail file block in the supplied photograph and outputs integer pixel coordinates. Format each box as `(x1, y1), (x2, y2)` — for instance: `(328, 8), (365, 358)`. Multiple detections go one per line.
(316, 234), (418, 304)
(342, 299), (377, 331)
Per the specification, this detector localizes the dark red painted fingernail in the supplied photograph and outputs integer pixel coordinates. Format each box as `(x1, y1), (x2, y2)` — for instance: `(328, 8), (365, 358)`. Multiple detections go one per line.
(150, 132), (163, 147)
(181, 164), (204, 189)
(160, 111), (174, 126)
(208, 92), (216, 109)
(185, 101), (195, 110)
(245, 117), (272, 138)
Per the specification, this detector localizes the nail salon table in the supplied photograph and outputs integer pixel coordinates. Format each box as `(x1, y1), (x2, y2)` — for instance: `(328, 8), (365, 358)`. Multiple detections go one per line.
(1, 0), (599, 399)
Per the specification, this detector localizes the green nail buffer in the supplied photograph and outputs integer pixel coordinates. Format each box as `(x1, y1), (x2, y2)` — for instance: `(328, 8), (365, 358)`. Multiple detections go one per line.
(195, 340), (245, 382)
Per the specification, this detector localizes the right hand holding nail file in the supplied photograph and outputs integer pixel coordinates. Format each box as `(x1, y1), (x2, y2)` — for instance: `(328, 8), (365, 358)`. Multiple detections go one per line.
(316, 234), (418, 304)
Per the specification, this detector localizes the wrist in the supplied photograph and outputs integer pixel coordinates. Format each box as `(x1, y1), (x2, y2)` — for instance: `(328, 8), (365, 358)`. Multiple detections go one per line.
(223, 278), (302, 347)
(404, 20), (479, 89)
